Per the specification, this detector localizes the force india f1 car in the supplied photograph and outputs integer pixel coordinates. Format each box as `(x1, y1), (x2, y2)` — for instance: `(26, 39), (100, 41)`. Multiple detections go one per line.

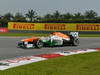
(18, 32), (79, 49)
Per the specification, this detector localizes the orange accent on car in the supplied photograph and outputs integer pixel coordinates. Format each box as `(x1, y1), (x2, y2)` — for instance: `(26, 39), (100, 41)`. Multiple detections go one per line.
(22, 37), (39, 42)
(51, 32), (70, 38)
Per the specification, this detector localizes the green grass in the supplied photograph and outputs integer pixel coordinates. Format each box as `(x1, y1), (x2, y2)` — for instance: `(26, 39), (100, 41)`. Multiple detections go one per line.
(80, 34), (100, 37)
(0, 33), (100, 37)
(0, 52), (100, 75)
(0, 33), (49, 37)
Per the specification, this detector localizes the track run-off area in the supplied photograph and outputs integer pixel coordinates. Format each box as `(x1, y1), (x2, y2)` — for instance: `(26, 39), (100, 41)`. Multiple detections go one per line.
(0, 37), (100, 60)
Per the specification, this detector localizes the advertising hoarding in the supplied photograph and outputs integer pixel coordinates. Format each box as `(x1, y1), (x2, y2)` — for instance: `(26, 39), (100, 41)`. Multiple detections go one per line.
(0, 28), (8, 32)
(8, 22), (100, 31)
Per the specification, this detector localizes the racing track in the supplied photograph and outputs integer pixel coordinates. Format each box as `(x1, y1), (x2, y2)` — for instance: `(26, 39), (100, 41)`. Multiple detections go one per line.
(0, 37), (100, 60)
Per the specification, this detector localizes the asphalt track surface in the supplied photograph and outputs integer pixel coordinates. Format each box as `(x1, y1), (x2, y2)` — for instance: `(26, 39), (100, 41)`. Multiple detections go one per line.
(0, 37), (100, 60)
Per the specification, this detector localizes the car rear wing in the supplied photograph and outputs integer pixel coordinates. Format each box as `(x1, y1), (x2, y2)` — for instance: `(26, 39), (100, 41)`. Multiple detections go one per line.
(69, 32), (79, 38)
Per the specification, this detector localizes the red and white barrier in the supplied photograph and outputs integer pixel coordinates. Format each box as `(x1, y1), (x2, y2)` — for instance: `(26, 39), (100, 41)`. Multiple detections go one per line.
(0, 48), (100, 70)
(0, 56), (47, 70)
(0, 28), (8, 32)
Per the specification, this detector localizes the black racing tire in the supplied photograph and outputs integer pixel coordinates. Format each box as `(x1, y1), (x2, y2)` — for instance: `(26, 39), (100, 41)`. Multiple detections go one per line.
(35, 40), (43, 48)
(72, 38), (79, 46)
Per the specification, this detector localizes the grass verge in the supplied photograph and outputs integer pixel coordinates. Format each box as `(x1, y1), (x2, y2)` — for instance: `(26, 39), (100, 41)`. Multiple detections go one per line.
(0, 33), (100, 37)
(0, 33), (49, 37)
(80, 34), (100, 37)
(0, 52), (100, 75)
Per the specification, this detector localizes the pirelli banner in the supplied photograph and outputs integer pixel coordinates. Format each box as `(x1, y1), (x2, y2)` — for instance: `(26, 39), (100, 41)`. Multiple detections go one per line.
(8, 22), (100, 31)
(8, 22), (69, 31)
(76, 24), (100, 31)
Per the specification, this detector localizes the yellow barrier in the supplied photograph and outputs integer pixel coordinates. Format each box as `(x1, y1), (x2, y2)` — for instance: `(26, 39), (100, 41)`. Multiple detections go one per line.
(8, 22), (35, 30)
(8, 22), (69, 31)
(8, 22), (100, 31)
(76, 24), (100, 31)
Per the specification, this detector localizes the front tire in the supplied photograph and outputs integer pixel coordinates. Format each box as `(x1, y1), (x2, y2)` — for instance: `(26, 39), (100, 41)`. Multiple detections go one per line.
(35, 40), (43, 48)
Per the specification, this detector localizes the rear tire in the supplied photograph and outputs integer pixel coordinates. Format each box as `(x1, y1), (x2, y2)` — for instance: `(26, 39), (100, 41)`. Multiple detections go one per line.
(72, 38), (79, 46)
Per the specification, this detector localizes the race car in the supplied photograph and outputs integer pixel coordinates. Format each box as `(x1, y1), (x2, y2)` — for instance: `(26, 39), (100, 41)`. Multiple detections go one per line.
(17, 32), (79, 49)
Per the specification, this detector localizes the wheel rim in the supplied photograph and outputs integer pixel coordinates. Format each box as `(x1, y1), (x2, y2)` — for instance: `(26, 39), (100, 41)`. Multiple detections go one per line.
(37, 40), (43, 48)
(74, 39), (79, 46)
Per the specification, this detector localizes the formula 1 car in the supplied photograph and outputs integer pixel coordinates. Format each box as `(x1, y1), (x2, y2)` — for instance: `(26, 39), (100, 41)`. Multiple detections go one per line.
(18, 32), (79, 49)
